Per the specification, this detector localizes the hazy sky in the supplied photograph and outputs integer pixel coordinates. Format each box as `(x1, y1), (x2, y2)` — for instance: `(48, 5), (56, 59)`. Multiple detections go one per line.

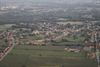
(1, 0), (92, 3)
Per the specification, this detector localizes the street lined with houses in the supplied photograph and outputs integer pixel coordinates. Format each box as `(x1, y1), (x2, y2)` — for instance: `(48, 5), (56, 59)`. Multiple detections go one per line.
(0, 32), (15, 61)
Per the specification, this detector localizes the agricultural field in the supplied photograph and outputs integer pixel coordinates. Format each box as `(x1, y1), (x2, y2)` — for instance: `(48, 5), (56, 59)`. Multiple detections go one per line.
(0, 24), (13, 31)
(50, 35), (85, 46)
(57, 21), (83, 25)
(0, 45), (97, 67)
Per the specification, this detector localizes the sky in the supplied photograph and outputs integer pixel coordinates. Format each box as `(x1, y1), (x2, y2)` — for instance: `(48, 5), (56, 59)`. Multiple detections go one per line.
(0, 0), (94, 7)
(0, 0), (93, 3)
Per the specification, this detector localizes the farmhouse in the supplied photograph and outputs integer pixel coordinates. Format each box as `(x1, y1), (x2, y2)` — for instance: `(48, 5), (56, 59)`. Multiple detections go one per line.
(29, 40), (45, 46)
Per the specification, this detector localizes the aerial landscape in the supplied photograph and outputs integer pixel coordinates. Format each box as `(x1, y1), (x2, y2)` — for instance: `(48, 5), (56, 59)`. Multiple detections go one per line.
(0, 0), (100, 67)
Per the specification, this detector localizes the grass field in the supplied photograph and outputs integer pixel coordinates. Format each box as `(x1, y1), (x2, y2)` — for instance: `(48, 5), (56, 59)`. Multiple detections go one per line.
(50, 35), (85, 46)
(0, 45), (97, 67)
(0, 24), (13, 31)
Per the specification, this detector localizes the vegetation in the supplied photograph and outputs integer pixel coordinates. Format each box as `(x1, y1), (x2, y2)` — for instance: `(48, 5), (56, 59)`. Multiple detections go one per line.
(51, 36), (85, 46)
(0, 45), (97, 67)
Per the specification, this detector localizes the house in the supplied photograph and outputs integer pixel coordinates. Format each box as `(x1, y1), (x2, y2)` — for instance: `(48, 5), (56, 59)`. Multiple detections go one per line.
(64, 47), (81, 53)
(29, 40), (46, 46)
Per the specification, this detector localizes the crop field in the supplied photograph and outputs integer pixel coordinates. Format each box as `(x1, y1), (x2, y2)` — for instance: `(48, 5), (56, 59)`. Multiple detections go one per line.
(0, 24), (13, 31)
(57, 21), (83, 25)
(0, 45), (97, 67)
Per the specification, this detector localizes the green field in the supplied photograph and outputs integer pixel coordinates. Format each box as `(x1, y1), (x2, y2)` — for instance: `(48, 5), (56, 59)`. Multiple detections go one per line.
(51, 36), (85, 46)
(0, 45), (97, 67)
(0, 24), (13, 31)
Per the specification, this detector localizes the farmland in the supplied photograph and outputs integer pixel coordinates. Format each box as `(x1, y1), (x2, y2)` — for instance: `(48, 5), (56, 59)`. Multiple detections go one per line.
(0, 0), (100, 67)
(0, 45), (97, 67)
